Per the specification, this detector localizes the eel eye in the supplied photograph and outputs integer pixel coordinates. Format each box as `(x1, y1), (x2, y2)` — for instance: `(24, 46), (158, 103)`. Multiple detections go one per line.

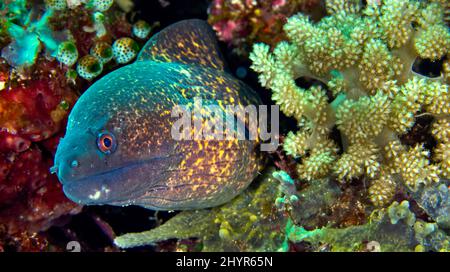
(97, 131), (117, 154)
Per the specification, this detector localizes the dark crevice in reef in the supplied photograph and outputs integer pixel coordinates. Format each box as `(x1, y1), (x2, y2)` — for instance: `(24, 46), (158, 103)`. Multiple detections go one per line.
(131, 0), (210, 26)
(412, 56), (446, 78)
(399, 113), (437, 154)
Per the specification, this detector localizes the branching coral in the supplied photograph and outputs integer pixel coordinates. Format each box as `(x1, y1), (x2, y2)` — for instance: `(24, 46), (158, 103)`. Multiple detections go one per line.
(250, 0), (450, 208)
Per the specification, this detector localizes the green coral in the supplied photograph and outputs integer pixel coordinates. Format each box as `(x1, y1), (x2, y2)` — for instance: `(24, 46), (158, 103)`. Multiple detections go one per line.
(56, 41), (78, 66)
(284, 201), (450, 252)
(1, 7), (60, 68)
(387, 200), (415, 226)
(249, 0), (450, 207)
(114, 168), (288, 252)
(0, 0), (120, 70)
(76, 55), (103, 80)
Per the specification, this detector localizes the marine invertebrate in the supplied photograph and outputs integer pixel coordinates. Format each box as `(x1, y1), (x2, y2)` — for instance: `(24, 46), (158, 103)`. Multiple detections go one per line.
(207, 0), (322, 56)
(273, 170), (299, 211)
(0, 0), (135, 251)
(132, 20), (153, 40)
(45, 0), (68, 10)
(0, 56), (81, 243)
(112, 37), (139, 64)
(413, 183), (450, 230)
(250, 0), (450, 208)
(90, 0), (114, 12)
(0, 0), (135, 83)
(90, 41), (113, 64)
(284, 200), (450, 251)
(114, 167), (287, 251)
(1, 8), (62, 68)
(76, 54), (103, 80)
(387, 200), (416, 226)
(56, 41), (79, 66)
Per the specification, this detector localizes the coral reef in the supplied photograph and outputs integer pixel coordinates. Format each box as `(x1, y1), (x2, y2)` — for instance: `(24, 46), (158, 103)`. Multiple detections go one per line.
(413, 183), (450, 230)
(207, 0), (322, 56)
(250, 0), (450, 209)
(0, 0), (448, 252)
(246, 0), (450, 252)
(114, 168), (449, 252)
(0, 0), (145, 251)
(114, 167), (288, 252)
(285, 200), (450, 252)
(0, 51), (80, 251)
(1, 0), (150, 80)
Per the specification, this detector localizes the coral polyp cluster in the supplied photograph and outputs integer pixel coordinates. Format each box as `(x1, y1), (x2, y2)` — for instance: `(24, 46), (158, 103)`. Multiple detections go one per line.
(0, 0), (449, 253)
(1, 0), (153, 81)
(0, 0), (151, 251)
(250, 0), (450, 208)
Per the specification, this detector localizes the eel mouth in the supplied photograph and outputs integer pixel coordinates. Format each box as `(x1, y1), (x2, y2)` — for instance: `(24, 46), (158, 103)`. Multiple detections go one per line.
(60, 155), (179, 206)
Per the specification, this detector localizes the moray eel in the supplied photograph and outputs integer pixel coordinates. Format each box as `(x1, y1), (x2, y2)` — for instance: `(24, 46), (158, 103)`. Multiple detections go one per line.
(53, 19), (263, 210)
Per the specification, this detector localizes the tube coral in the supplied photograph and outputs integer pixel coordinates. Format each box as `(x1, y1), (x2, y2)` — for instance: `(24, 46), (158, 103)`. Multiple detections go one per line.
(250, 0), (450, 208)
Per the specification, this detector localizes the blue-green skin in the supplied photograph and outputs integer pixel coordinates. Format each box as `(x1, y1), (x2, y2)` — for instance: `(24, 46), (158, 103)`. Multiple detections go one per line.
(54, 20), (262, 210)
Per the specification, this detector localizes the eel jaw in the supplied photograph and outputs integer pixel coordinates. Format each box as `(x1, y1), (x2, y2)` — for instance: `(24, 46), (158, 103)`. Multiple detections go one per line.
(60, 155), (179, 206)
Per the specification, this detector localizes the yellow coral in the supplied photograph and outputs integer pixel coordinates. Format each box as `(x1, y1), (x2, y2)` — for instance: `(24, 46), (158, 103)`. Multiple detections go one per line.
(388, 77), (426, 133)
(368, 172), (397, 207)
(325, 0), (361, 15)
(283, 130), (310, 157)
(385, 141), (441, 191)
(418, 2), (445, 26)
(296, 139), (338, 181)
(336, 92), (390, 142)
(358, 39), (400, 91)
(434, 142), (450, 178)
(432, 118), (450, 178)
(378, 0), (418, 48)
(334, 141), (380, 181)
(249, 43), (278, 88)
(250, 0), (449, 206)
(414, 24), (450, 60)
(422, 81), (449, 116)
(432, 118), (450, 143)
(443, 57), (450, 82)
(283, 14), (316, 48)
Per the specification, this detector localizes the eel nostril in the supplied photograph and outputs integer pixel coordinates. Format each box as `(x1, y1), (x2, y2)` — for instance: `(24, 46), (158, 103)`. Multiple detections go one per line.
(49, 165), (58, 174)
(71, 160), (79, 168)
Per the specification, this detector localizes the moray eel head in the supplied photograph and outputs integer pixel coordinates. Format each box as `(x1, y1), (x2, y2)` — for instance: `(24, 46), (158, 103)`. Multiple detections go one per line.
(53, 19), (263, 210)
(54, 96), (177, 206)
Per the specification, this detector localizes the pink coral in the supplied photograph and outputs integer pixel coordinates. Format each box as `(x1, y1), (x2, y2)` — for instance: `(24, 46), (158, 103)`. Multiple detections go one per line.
(208, 0), (322, 55)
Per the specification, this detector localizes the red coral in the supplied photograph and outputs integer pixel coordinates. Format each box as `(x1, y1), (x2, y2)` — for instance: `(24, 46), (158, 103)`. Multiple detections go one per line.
(0, 58), (81, 247)
(0, 146), (81, 233)
(0, 2), (135, 252)
(0, 61), (78, 142)
(0, 229), (51, 252)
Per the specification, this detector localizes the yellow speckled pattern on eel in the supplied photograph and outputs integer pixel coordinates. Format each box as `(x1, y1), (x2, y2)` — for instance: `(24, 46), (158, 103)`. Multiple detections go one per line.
(53, 19), (264, 210)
